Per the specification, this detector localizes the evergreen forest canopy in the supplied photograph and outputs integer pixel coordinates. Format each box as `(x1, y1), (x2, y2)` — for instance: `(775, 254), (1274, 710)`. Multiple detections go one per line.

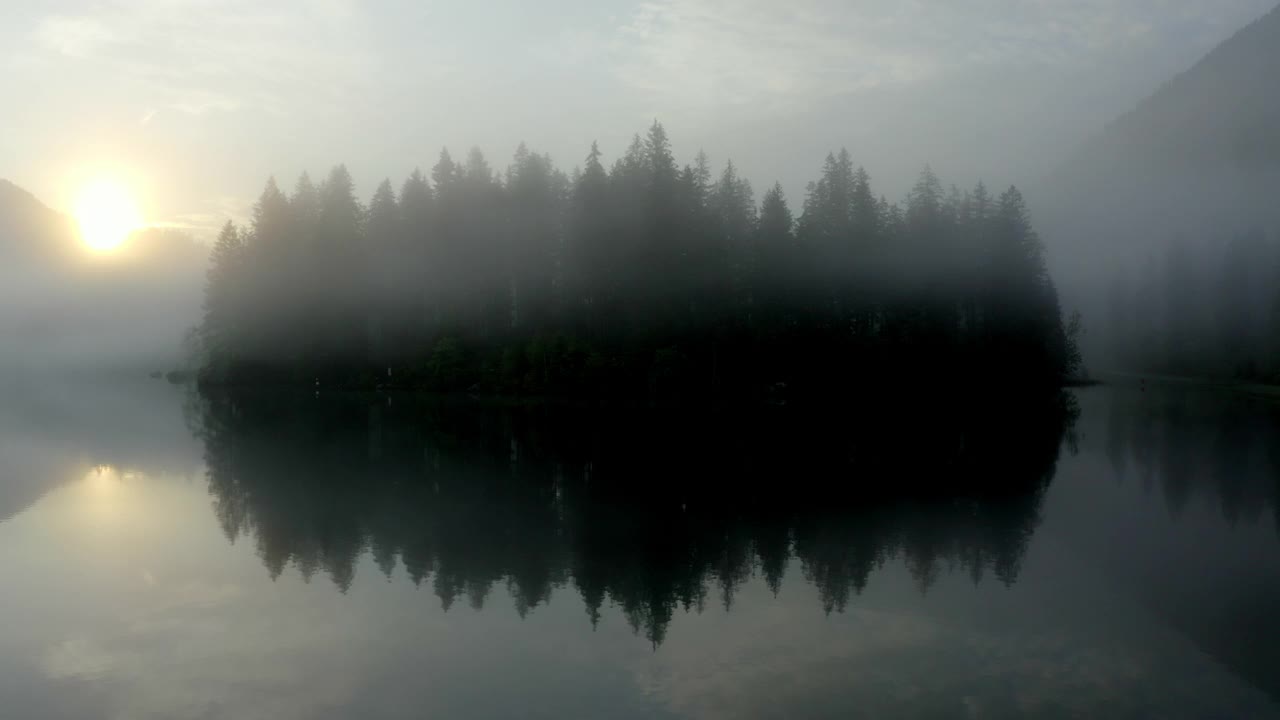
(198, 122), (1081, 401)
(1103, 230), (1280, 382)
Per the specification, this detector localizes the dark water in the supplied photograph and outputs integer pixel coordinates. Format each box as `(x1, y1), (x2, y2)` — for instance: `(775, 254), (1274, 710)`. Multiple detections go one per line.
(1, 380), (1279, 719)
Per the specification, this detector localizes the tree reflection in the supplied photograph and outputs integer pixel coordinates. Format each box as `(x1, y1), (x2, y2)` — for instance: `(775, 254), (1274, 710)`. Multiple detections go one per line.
(1096, 385), (1280, 704)
(192, 391), (1077, 646)
(1103, 387), (1280, 530)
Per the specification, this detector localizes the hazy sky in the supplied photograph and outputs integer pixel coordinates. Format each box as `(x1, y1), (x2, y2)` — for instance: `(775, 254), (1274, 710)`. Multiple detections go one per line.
(3, 0), (1275, 239)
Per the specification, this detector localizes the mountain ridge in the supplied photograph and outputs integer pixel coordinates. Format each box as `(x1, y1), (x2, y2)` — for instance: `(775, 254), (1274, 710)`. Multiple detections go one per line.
(1082, 3), (1280, 175)
(1036, 3), (1280, 369)
(1041, 2), (1280, 265)
(0, 179), (77, 262)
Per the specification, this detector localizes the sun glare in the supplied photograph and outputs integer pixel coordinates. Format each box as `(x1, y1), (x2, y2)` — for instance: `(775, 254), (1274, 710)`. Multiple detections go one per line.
(75, 179), (142, 252)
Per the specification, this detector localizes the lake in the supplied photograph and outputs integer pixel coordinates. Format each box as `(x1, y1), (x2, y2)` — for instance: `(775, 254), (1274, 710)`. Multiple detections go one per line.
(1, 379), (1278, 719)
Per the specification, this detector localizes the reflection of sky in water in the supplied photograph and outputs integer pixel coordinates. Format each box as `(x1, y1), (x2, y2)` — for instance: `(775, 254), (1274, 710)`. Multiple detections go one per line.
(0, 383), (1277, 719)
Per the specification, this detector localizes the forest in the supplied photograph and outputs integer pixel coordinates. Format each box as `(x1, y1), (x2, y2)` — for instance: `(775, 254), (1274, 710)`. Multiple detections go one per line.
(197, 122), (1081, 402)
(1103, 229), (1280, 382)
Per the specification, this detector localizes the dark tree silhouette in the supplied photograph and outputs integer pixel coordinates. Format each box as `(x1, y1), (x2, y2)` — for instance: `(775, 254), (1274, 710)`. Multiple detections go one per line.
(197, 123), (1083, 398)
(190, 388), (1079, 645)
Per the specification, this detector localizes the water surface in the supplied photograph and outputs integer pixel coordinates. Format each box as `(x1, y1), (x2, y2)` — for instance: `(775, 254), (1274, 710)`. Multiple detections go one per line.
(1, 381), (1278, 719)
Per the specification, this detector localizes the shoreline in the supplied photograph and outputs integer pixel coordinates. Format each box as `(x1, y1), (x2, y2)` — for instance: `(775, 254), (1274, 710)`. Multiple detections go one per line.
(1093, 370), (1280, 400)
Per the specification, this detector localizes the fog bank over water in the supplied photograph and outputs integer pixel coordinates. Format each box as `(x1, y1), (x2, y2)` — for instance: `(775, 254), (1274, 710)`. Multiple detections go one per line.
(0, 378), (201, 522)
(0, 181), (206, 372)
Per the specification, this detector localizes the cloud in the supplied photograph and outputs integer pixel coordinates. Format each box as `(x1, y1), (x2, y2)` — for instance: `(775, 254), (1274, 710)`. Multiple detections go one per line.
(167, 89), (241, 116)
(35, 15), (116, 58)
(8, 0), (1277, 242)
(23, 1), (382, 120)
(13, 1), (406, 235)
(162, 195), (253, 238)
(606, 0), (1279, 112)
(42, 637), (114, 680)
(613, 0), (938, 110)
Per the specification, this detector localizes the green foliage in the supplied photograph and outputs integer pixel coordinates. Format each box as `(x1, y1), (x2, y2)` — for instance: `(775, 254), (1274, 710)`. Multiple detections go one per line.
(1064, 310), (1086, 379)
(427, 336), (469, 390)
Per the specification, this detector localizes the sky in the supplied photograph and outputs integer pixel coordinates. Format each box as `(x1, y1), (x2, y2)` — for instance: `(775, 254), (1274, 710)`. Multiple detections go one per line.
(2, 0), (1276, 240)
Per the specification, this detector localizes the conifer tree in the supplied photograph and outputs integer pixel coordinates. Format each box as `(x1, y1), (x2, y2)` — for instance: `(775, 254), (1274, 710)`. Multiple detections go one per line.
(199, 124), (1080, 396)
(201, 221), (246, 369)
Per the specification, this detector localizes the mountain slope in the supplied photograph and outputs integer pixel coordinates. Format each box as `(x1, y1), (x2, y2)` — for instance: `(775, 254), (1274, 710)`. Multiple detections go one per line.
(1080, 4), (1280, 177)
(0, 181), (208, 371)
(1044, 3), (1280, 228)
(1039, 4), (1280, 301)
(1030, 4), (1280, 371)
(0, 179), (78, 263)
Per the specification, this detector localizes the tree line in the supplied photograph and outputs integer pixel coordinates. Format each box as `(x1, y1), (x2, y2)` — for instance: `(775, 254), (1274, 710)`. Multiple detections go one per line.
(1104, 229), (1280, 382)
(199, 122), (1081, 400)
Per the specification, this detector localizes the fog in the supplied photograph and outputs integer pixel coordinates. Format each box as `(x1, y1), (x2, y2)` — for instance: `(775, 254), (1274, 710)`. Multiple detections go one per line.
(0, 376), (201, 521)
(3, 1), (1273, 225)
(0, 1), (1278, 382)
(0, 190), (205, 372)
(5, 8), (1280, 716)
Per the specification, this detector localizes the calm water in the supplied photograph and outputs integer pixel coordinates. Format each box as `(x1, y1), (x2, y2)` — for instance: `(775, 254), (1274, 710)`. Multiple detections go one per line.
(1, 380), (1279, 719)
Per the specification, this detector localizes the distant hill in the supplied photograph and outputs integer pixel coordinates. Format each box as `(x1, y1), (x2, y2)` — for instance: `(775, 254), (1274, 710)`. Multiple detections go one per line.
(0, 179), (77, 264)
(0, 180), (208, 372)
(1040, 5), (1280, 288)
(1043, 4), (1280, 236)
(1035, 3), (1280, 369)
(1078, 4), (1280, 177)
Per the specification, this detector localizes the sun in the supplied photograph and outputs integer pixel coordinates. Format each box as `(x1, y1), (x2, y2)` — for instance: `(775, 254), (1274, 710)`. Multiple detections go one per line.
(75, 179), (143, 252)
